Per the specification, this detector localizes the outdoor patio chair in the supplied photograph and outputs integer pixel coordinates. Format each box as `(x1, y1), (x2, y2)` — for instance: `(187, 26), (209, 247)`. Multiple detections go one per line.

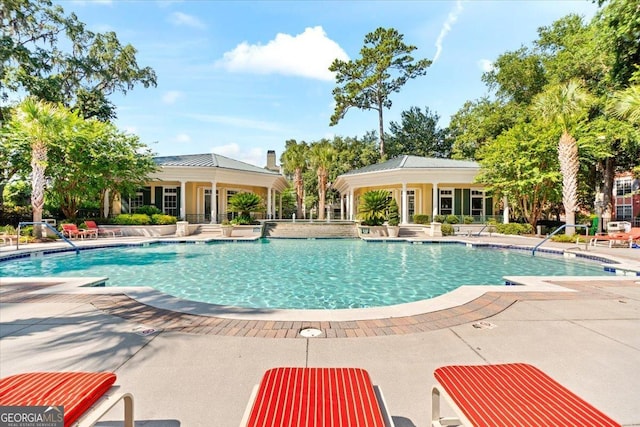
(240, 367), (395, 426)
(84, 220), (122, 238)
(62, 223), (98, 240)
(431, 363), (620, 427)
(0, 371), (134, 427)
(590, 227), (640, 248)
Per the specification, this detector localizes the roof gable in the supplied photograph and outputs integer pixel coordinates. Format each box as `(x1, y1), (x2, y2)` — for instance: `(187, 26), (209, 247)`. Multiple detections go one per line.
(342, 155), (479, 175)
(154, 153), (281, 175)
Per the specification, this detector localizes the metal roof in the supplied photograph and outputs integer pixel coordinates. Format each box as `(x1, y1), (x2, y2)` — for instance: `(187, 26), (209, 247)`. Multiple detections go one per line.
(341, 155), (479, 175)
(154, 153), (281, 175)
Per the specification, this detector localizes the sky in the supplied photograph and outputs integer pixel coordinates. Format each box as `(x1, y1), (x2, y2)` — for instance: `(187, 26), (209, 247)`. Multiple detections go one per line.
(58, 0), (599, 167)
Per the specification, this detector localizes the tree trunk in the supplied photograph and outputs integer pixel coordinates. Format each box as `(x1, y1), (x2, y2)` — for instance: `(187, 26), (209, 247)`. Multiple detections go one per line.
(31, 143), (47, 239)
(317, 167), (326, 220)
(558, 131), (579, 236)
(378, 102), (385, 159)
(294, 168), (304, 219)
(602, 156), (616, 222)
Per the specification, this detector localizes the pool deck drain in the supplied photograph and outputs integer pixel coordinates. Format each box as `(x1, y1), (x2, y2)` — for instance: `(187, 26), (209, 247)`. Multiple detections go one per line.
(2, 278), (636, 338)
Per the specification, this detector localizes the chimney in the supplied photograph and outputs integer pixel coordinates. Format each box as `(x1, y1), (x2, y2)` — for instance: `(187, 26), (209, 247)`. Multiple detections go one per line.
(265, 150), (279, 172)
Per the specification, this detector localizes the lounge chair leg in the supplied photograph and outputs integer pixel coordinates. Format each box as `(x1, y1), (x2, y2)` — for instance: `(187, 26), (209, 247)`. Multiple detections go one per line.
(431, 385), (462, 427)
(124, 393), (134, 427)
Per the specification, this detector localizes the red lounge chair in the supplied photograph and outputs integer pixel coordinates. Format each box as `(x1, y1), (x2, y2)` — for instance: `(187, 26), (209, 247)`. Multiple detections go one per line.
(590, 227), (640, 248)
(431, 363), (620, 427)
(62, 224), (98, 240)
(84, 220), (122, 238)
(240, 367), (395, 426)
(0, 371), (134, 427)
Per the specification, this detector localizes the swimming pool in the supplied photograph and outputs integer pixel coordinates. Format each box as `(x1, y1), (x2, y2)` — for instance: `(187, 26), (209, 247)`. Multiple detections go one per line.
(0, 240), (611, 309)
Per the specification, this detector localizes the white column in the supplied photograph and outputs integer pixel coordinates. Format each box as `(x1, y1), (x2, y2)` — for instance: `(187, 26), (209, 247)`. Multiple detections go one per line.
(272, 188), (277, 219)
(349, 189), (355, 221)
(267, 187), (273, 219)
(180, 180), (186, 220)
(211, 181), (217, 223)
(503, 196), (510, 224)
(401, 183), (408, 225)
(103, 189), (110, 217)
(340, 194), (345, 220)
(432, 183), (439, 220)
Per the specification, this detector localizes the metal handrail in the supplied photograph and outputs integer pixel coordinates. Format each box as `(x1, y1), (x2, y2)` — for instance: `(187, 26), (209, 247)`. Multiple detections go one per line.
(17, 221), (79, 254)
(532, 224), (589, 256)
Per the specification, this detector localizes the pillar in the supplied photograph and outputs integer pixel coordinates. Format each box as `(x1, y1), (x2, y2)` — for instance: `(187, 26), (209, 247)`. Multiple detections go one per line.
(503, 196), (509, 224)
(401, 183), (408, 225)
(180, 180), (186, 220)
(432, 183), (439, 220)
(211, 181), (217, 223)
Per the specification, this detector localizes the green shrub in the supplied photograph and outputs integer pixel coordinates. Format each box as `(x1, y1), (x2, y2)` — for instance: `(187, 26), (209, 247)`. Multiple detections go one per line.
(551, 234), (588, 243)
(463, 216), (474, 224)
(151, 214), (177, 225)
(387, 199), (400, 226)
(413, 214), (430, 224)
(358, 190), (390, 226)
(446, 214), (460, 224)
(441, 223), (455, 236)
(434, 215), (446, 223)
(135, 205), (162, 216)
(113, 214), (151, 225)
(231, 215), (256, 225)
(495, 223), (533, 235)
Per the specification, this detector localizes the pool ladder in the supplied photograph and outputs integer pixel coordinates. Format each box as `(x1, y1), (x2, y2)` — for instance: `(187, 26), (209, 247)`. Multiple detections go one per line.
(532, 224), (589, 256)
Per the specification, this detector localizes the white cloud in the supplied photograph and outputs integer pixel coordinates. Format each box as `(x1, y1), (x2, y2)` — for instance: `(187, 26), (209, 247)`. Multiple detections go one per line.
(216, 26), (348, 81)
(210, 143), (264, 166)
(478, 59), (494, 73)
(433, 0), (464, 63)
(174, 133), (191, 143)
(186, 113), (284, 133)
(162, 90), (183, 104)
(168, 12), (206, 30)
(71, 0), (112, 5)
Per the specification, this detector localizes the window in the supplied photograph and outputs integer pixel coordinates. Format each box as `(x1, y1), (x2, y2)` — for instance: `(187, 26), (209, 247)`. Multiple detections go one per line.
(616, 204), (632, 221)
(616, 179), (632, 196)
(471, 190), (484, 218)
(163, 187), (178, 216)
(129, 192), (144, 213)
(440, 189), (453, 215)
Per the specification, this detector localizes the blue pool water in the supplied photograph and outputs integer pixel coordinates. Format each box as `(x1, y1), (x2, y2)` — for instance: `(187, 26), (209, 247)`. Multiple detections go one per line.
(1, 240), (609, 309)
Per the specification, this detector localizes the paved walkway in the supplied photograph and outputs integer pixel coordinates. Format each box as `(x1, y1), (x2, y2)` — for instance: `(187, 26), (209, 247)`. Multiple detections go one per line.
(1, 234), (639, 426)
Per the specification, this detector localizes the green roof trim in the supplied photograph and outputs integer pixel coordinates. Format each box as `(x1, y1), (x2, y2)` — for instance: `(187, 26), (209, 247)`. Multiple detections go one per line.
(342, 155), (479, 175)
(154, 153), (281, 175)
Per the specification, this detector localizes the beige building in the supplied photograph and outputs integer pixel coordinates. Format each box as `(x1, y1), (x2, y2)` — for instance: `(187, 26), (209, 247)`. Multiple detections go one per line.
(125, 153), (288, 223)
(333, 155), (495, 224)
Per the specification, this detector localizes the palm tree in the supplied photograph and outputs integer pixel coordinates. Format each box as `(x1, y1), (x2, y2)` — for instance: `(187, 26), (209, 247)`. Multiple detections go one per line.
(358, 190), (390, 226)
(227, 192), (264, 224)
(308, 141), (336, 220)
(608, 85), (640, 125)
(11, 98), (64, 239)
(533, 80), (592, 236)
(281, 141), (308, 219)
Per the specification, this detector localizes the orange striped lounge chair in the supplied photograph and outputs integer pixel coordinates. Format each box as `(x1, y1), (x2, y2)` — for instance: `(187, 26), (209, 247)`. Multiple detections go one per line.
(0, 372), (134, 427)
(240, 367), (395, 426)
(431, 363), (620, 427)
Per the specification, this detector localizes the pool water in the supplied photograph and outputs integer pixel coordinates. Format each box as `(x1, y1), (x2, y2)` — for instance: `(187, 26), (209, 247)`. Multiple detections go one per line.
(1, 240), (608, 309)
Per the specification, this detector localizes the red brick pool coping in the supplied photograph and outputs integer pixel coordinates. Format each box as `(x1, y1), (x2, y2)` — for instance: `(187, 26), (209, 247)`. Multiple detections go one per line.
(2, 279), (635, 338)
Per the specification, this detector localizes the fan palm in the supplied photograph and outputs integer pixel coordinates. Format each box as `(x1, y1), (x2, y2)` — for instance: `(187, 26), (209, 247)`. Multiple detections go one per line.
(533, 80), (592, 236)
(308, 141), (336, 220)
(11, 98), (65, 239)
(281, 142), (308, 219)
(608, 85), (640, 125)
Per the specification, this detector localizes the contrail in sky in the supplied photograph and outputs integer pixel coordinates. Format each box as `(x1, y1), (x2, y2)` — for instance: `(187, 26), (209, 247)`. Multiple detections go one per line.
(433, 0), (464, 63)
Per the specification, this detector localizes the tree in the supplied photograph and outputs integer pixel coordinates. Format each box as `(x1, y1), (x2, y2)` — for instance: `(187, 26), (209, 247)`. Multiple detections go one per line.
(609, 85), (640, 125)
(357, 190), (390, 226)
(329, 27), (431, 158)
(476, 119), (561, 228)
(308, 141), (336, 220)
(1, 0), (157, 121)
(533, 80), (592, 235)
(227, 192), (264, 224)
(386, 106), (451, 158)
(482, 46), (547, 104)
(449, 98), (519, 160)
(6, 98), (66, 238)
(280, 140), (309, 219)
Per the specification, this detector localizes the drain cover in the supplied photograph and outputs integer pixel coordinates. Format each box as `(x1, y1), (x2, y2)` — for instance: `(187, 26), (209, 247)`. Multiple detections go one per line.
(472, 321), (496, 330)
(299, 327), (323, 338)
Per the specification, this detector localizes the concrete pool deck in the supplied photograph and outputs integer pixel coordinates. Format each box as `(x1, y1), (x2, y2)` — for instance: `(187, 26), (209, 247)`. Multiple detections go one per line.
(1, 234), (639, 426)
